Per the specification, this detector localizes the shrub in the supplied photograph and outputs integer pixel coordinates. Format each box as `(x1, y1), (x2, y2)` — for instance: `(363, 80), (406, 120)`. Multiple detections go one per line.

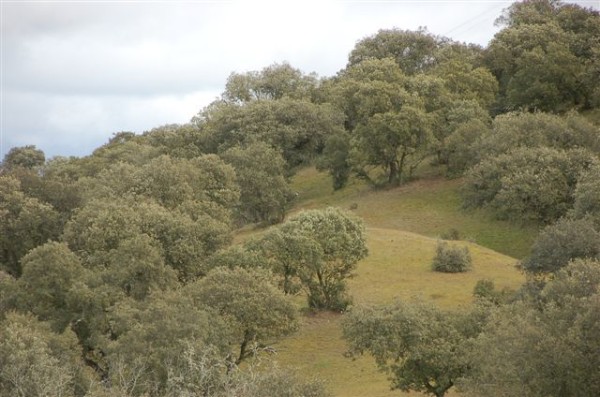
(521, 217), (600, 274)
(473, 279), (514, 304)
(462, 147), (598, 223)
(572, 164), (600, 228)
(432, 241), (472, 273)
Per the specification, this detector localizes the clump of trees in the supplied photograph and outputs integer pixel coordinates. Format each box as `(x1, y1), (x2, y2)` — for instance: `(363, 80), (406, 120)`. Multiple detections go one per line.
(0, 136), (365, 395)
(462, 146), (598, 223)
(486, 0), (600, 112)
(318, 28), (498, 188)
(462, 259), (600, 397)
(0, 132), (367, 395)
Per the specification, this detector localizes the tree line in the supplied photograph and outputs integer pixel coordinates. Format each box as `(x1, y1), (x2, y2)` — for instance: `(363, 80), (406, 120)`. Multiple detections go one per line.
(1, 0), (600, 396)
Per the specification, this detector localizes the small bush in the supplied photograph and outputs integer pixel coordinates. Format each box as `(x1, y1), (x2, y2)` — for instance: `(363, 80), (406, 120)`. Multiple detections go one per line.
(431, 241), (472, 273)
(473, 279), (514, 304)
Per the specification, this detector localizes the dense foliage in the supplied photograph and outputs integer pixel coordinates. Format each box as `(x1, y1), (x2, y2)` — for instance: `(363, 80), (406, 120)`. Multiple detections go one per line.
(343, 300), (485, 397)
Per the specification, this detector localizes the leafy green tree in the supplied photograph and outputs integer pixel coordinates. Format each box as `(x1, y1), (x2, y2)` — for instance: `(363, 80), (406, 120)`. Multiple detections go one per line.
(485, 0), (600, 111)
(476, 111), (600, 161)
(186, 267), (298, 366)
(105, 290), (232, 396)
(343, 300), (483, 397)
(0, 176), (61, 277)
(66, 280), (125, 376)
(0, 312), (90, 397)
(506, 41), (582, 111)
(78, 136), (162, 177)
(141, 123), (207, 159)
(1, 145), (45, 171)
(223, 62), (318, 103)
(572, 163), (600, 227)
(329, 58), (411, 131)
(103, 234), (179, 300)
(444, 119), (490, 177)
(222, 142), (294, 224)
(63, 199), (232, 281)
(430, 99), (491, 171)
(430, 57), (498, 110)
(131, 154), (239, 214)
(276, 208), (368, 310)
(521, 217), (600, 273)
(205, 244), (266, 273)
(325, 57), (440, 187)
(249, 228), (320, 295)
(62, 199), (142, 264)
(197, 98), (345, 170)
(75, 162), (139, 204)
(348, 28), (442, 75)
(17, 242), (86, 331)
(317, 132), (352, 190)
(462, 147), (598, 223)
(0, 271), (19, 320)
(352, 107), (433, 185)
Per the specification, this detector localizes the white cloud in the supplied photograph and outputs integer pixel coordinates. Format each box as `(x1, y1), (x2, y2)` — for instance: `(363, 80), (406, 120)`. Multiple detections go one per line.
(2, 89), (220, 158)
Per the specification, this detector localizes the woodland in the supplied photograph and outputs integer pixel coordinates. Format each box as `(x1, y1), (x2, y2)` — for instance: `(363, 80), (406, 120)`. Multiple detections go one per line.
(1, 1), (600, 396)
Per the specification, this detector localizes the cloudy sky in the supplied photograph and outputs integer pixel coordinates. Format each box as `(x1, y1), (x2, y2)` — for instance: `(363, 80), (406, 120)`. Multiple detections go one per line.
(1, 1), (598, 159)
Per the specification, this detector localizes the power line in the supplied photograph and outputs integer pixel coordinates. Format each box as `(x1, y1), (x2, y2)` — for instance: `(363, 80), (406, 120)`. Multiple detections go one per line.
(443, 1), (510, 37)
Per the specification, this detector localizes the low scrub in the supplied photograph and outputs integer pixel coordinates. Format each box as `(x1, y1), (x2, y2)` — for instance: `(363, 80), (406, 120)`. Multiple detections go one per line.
(432, 241), (472, 273)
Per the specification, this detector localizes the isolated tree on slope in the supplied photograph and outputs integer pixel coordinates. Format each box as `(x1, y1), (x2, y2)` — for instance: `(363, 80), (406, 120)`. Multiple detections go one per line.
(261, 208), (368, 310)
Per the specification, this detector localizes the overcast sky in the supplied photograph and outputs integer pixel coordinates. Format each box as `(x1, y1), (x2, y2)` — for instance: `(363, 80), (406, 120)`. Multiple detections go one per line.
(1, 1), (598, 159)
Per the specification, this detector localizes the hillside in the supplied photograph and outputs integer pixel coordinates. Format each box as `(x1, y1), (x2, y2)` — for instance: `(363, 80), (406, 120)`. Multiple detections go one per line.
(272, 227), (523, 397)
(289, 167), (537, 259)
(3, 2), (598, 394)
(240, 168), (529, 396)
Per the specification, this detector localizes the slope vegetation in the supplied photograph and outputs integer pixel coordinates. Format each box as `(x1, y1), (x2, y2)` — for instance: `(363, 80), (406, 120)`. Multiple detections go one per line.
(263, 168), (531, 396)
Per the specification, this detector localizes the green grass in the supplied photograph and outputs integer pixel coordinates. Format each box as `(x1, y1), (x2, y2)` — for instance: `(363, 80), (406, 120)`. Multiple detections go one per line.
(289, 167), (537, 259)
(351, 228), (523, 308)
(239, 167), (534, 396)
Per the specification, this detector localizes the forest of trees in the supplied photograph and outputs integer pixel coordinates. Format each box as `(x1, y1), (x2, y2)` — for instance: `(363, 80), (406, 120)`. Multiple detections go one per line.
(1, 1), (600, 396)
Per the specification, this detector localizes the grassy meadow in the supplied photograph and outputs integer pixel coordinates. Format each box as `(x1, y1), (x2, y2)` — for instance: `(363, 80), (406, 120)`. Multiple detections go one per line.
(289, 167), (537, 259)
(241, 167), (536, 396)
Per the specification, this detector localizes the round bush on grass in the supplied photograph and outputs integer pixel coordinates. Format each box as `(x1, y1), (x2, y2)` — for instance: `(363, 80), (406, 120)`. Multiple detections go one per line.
(432, 241), (472, 273)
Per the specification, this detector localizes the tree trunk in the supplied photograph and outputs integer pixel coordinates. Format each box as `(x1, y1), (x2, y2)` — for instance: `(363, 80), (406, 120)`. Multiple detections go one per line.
(388, 160), (400, 185)
(235, 330), (252, 365)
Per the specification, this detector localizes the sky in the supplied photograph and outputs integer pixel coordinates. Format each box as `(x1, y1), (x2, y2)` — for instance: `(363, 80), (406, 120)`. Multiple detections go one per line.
(1, 0), (598, 160)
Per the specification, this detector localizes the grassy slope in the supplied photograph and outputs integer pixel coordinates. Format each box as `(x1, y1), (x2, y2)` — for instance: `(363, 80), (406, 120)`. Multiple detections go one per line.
(272, 228), (522, 397)
(247, 167), (536, 396)
(289, 167), (537, 259)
